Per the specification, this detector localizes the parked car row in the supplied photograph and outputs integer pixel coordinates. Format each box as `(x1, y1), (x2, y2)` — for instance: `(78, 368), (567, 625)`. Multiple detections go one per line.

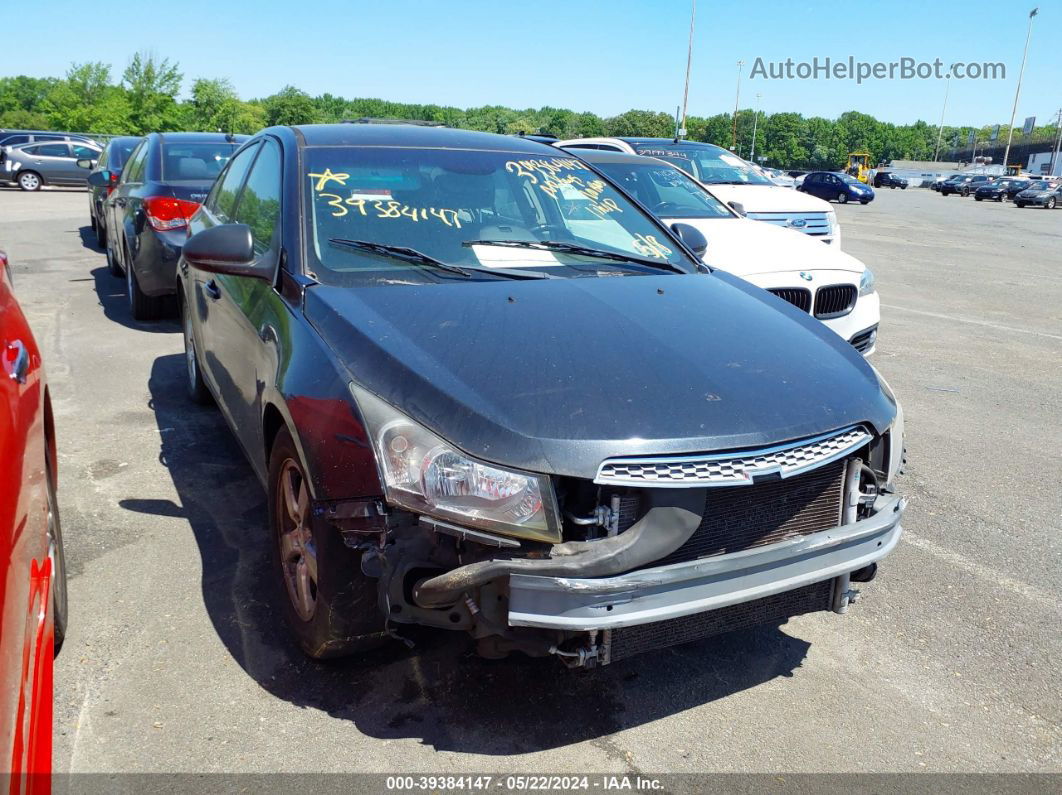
(932, 173), (1061, 208)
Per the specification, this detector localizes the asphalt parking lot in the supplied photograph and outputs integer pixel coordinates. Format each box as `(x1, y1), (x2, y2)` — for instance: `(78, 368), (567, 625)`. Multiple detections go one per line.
(2, 185), (1059, 775)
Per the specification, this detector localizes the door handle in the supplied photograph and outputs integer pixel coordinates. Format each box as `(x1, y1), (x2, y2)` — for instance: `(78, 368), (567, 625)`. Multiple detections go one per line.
(204, 280), (221, 300)
(5, 340), (29, 384)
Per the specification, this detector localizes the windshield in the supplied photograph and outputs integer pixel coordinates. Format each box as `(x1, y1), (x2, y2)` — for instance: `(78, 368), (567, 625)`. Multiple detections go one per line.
(161, 142), (240, 180)
(304, 147), (696, 284)
(629, 143), (773, 186)
(1026, 181), (1050, 190)
(589, 160), (733, 220)
(839, 174), (862, 185)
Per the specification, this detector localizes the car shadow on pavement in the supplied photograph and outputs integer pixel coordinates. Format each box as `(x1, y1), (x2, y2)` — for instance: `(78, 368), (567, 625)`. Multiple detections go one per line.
(90, 265), (178, 334)
(128, 353), (813, 755)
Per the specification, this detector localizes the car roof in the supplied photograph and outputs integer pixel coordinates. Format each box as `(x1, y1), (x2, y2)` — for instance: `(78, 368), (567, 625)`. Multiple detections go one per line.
(291, 123), (559, 154)
(152, 132), (250, 144)
(616, 137), (727, 151)
(569, 150), (667, 166)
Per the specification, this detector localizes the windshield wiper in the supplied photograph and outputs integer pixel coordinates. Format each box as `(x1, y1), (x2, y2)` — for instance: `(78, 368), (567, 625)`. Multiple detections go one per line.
(462, 239), (689, 275)
(328, 239), (551, 280)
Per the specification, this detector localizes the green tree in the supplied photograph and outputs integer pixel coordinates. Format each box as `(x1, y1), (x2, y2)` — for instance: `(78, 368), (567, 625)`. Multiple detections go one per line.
(122, 52), (183, 133)
(264, 86), (318, 126)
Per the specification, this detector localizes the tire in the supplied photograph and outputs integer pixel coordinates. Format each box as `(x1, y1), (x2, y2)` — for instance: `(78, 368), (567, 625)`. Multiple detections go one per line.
(18, 171), (42, 191)
(1047, 197), (1056, 210)
(268, 427), (386, 659)
(837, 192), (848, 204)
(901, 185), (907, 190)
(975, 196), (982, 201)
(105, 242), (122, 277)
(961, 187), (970, 197)
(181, 295), (212, 405)
(860, 200), (870, 205)
(94, 213), (106, 248)
(126, 248), (164, 321)
(45, 461), (68, 655)
(1015, 203), (1025, 208)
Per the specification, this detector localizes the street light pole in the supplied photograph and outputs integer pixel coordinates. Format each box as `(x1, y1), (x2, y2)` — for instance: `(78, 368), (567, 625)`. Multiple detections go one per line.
(678, 0), (695, 140)
(1001, 7), (1038, 172)
(932, 76), (950, 162)
(731, 60), (744, 151)
(749, 93), (762, 161)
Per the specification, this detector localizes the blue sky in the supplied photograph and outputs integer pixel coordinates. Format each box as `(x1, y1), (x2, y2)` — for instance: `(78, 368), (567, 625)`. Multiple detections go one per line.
(2, 0), (1056, 126)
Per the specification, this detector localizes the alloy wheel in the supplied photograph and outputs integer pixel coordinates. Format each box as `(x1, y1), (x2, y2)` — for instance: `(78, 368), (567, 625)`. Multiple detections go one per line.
(19, 172), (40, 191)
(276, 459), (318, 621)
(837, 193), (848, 204)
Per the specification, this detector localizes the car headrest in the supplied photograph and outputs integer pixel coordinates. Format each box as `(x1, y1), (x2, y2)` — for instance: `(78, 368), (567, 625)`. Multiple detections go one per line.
(172, 158), (212, 179)
(432, 173), (495, 211)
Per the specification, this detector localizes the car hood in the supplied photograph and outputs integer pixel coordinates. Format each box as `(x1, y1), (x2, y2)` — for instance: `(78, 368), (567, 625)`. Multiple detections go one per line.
(660, 216), (864, 277)
(305, 272), (895, 479)
(702, 183), (833, 212)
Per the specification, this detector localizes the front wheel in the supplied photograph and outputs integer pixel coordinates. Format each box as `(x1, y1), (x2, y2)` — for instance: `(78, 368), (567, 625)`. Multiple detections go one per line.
(1047, 197), (1057, 210)
(268, 428), (386, 659)
(901, 185), (907, 190)
(975, 196), (983, 201)
(1015, 202), (1025, 208)
(860, 200), (870, 205)
(837, 192), (849, 204)
(182, 296), (212, 405)
(94, 214), (106, 248)
(18, 171), (41, 191)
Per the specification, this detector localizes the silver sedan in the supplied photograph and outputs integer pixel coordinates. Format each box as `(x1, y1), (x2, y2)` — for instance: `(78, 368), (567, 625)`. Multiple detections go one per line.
(2, 140), (102, 191)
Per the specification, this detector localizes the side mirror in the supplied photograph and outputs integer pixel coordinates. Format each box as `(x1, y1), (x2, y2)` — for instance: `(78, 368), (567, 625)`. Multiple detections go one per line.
(670, 222), (708, 259)
(76, 158), (96, 170)
(728, 201), (747, 217)
(87, 170), (111, 186)
(183, 224), (265, 278)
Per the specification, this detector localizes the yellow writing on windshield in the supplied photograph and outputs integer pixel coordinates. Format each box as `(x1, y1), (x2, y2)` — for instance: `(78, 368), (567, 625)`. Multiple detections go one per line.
(507, 159), (623, 221)
(632, 234), (673, 259)
(308, 168), (350, 191)
(316, 192), (461, 227)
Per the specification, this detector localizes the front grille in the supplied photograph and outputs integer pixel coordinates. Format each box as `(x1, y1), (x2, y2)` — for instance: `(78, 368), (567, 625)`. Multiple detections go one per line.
(850, 325), (878, 353)
(652, 458), (845, 566)
(814, 284), (857, 319)
(746, 211), (831, 238)
(608, 580), (833, 663)
(595, 426), (869, 487)
(767, 287), (811, 313)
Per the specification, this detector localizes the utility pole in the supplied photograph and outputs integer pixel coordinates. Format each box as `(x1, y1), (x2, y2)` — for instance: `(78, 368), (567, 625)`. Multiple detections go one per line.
(932, 76), (950, 162)
(1049, 107), (1062, 177)
(731, 59), (744, 151)
(678, 0), (695, 140)
(749, 93), (762, 161)
(1002, 7), (1038, 172)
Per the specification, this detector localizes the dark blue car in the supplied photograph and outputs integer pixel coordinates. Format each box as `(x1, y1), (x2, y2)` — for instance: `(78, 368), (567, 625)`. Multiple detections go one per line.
(799, 171), (875, 204)
(93, 132), (247, 320)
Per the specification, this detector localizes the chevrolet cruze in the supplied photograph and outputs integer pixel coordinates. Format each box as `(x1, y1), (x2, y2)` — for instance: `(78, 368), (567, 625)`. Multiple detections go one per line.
(177, 123), (906, 667)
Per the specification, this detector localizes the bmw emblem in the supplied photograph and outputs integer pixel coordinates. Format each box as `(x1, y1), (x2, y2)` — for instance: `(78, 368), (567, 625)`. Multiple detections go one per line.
(800, 271), (813, 281)
(788, 218), (807, 229)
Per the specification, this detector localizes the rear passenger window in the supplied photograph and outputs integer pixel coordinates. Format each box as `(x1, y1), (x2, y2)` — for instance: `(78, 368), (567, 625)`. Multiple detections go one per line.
(234, 140), (281, 257)
(36, 143), (70, 157)
(206, 143), (259, 222)
(121, 143), (147, 183)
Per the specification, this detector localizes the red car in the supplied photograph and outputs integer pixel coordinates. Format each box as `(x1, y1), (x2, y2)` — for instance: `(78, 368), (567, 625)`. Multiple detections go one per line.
(0, 249), (67, 789)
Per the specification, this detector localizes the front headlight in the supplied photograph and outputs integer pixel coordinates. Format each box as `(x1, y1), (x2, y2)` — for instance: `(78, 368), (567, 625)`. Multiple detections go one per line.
(350, 383), (560, 542)
(859, 267), (875, 296)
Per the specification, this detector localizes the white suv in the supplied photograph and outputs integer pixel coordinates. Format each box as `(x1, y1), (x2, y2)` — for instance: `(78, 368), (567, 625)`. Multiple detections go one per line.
(575, 150), (879, 354)
(555, 137), (842, 248)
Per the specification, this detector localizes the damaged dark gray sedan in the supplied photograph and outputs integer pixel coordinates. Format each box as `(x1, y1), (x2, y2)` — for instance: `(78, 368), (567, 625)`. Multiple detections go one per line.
(177, 123), (906, 667)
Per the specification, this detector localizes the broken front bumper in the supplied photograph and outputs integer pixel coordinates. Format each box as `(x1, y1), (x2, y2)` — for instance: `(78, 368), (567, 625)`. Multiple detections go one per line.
(507, 494), (905, 631)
